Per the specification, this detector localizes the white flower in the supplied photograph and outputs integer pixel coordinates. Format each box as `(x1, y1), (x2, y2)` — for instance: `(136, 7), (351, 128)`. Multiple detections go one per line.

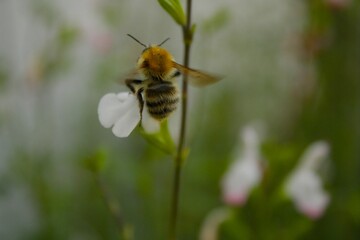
(285, 141), (330, 219)
(221, 126), (263, 206)
(97, 92), (159, 138)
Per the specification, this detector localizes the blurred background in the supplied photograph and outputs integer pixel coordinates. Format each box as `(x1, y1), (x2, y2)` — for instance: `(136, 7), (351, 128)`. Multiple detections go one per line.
(0, 0), (359, 239)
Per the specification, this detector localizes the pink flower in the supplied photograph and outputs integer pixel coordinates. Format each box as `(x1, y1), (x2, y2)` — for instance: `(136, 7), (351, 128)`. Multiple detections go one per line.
(285, 141), (331, 219)
(221, 126), (263, 206)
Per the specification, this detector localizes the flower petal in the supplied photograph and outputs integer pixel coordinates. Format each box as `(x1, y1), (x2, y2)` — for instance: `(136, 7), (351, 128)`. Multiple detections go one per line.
(98, 93), (127, 128)
(141, 106), (161, 133)
(111, 95), (140, 137)
(300, 141), (330, 170)
(298, 190), (330, 219)
(285, 169), (330, 219)
(117, 92), (131, 101)
(221, 158), (261, 206)
(221, 125), (263, 206)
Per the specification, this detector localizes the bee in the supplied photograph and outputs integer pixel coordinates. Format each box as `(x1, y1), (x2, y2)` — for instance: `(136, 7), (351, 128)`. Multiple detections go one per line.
(124, 34), (221, 122)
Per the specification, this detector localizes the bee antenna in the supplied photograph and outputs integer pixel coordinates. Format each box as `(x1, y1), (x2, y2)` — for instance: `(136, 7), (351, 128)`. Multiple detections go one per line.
(127, 34), (147, 48)
(158, 37), (170, 46)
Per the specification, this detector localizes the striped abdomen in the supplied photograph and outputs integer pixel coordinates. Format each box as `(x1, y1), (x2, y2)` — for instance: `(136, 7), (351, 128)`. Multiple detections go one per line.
(145, 82), (179, 120)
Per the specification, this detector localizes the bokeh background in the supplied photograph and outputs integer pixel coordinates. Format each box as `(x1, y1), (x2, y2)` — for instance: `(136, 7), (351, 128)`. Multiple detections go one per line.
(0, 0), (359, 239)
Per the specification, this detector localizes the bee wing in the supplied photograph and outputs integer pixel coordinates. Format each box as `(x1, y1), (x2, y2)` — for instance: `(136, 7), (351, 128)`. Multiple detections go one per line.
(172, 62), (222, 87)
(117, 68), (142, 85)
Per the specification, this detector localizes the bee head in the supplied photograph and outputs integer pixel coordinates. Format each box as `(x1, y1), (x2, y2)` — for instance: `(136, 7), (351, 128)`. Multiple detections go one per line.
(137, 45), (174, 76)
(127, 34), (174, 79)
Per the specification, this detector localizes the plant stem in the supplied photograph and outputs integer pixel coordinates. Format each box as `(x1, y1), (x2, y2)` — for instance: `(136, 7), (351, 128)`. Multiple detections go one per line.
(94, 174), (131, 240)
(169, 0), (193, 239)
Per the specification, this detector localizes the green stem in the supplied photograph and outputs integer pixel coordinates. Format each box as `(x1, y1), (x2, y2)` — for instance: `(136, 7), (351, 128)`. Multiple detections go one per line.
(94, 174), (132, 240)
(169, 0), (193, 239)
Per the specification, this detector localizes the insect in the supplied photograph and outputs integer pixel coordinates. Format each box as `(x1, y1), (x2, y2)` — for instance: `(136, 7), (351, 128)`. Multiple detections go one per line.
(124, 34), (221, 122)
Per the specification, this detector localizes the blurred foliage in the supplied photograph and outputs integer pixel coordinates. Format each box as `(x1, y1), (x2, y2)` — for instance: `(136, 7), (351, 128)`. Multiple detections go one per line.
(83, 148), (108, 174)
(99, 0), (131, 30)
(0, 59), (8, 92)
(201, 8), (230, 35)
(30, 25), (79, 84)
(217, 142), (313, 240)
(296, 1), (360, 238)
(219, 1), (360, 239)
(0, 0), (359, 239)
(28, 0), (79, 85)
(31, 0), (59, 26)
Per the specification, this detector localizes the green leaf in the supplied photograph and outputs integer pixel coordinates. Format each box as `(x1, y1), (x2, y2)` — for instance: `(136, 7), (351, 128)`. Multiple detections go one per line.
(139, 120), (176, 156)
(158, 0), (186, 26)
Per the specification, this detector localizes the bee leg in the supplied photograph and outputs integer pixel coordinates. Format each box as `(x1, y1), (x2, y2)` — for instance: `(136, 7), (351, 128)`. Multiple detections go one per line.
(171, 70), (181, 78)
(125, 79), (143, 93)
(136, 88), (145, 126)
(125, 79), (145, 126)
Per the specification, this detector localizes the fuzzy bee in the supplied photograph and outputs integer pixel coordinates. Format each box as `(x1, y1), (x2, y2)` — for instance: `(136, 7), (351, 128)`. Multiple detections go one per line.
(124, 34), (221, 122)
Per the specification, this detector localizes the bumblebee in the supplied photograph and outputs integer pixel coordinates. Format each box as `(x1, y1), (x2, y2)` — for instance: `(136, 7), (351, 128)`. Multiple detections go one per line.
(125, 34), (221, 121)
